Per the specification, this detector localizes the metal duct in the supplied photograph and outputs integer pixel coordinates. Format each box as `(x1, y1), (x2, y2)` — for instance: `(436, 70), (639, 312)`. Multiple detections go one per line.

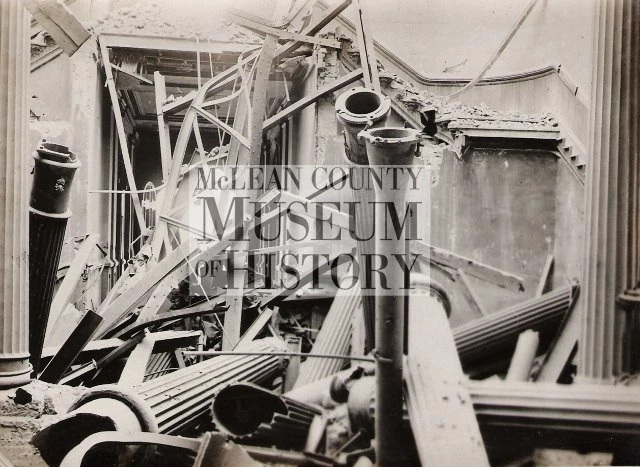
(294, 277), (361, 387)
(33, 338), (290, 465)
(453, 282), (579, 367)
(336, 87), (391, 351)
(211, 382), (322, 450)
(29, 141), (80, 374)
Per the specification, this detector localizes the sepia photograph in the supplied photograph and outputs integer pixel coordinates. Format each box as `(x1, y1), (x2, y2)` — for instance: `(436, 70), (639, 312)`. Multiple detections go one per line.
(0, 0), (638, 465)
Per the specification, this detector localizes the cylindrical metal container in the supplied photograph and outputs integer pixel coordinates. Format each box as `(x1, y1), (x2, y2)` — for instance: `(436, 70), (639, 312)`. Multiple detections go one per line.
(336, 87), (391, 351)
(29, 141), (80, 374)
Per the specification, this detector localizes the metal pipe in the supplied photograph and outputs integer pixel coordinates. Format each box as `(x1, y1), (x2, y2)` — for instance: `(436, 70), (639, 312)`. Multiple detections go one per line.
(211, 382), (322, 449)
(336, 87), (391, 351)
(359, 126), (421, 467)
(285, 364), (374, 407)
(29, 141), (80, 374)
(33, 338), (290, 463)
(183, 350), (374, 363)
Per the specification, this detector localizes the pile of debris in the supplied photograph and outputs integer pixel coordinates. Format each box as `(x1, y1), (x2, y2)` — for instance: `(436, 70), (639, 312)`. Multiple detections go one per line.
(7, 1), (640, 466)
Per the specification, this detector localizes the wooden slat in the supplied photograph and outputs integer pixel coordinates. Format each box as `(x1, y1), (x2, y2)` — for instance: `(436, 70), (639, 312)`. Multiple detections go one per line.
(118, 334), (155, 386)
(224, 34), (279, 350)
(405, 281), (489, 466)
(230, 14), (340, 49)
(22, 0), (90, 56)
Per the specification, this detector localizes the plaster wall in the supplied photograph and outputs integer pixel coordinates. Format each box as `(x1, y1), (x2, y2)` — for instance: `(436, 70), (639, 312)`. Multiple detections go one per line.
(349, 0), (594, 93)
(430, 146), (558, 324)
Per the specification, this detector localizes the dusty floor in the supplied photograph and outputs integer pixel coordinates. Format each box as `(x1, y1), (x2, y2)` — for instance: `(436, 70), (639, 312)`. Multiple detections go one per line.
(0, 381), (84, 466)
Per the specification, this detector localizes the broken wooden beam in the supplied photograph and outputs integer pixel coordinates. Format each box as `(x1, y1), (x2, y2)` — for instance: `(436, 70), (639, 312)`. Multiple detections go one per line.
(38, 310), (103, 384)
(21, 0), (90, 56)
(412, 240), (525, 292)
(263, 68), (364, 131)
(535, 255), (555, 296)
(45, 233), (100, 345)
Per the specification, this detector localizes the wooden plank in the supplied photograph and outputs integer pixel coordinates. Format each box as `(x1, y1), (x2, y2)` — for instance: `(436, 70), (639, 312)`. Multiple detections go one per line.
(22, 0), (90, 56)
(455, 269), (487, 318)
(96, 242), (200, 336)
(99, 40), (146, 231)
(535, 255), (555, 296)
(230, 14), (341, 49)
(263, 69), (364, 130)
(162, 91), (198, 115)
(118, 334), (155, 386)
(39, 310), (103, 384)
(46, 234), (99, 342)
(412, 240), (525, 292)
(154, 72), (172, 179)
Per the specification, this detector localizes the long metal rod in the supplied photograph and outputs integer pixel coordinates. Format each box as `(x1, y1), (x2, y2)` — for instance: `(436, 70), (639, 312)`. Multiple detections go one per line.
(183, 350), (374, 362)
(446, 0), (540, 101)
